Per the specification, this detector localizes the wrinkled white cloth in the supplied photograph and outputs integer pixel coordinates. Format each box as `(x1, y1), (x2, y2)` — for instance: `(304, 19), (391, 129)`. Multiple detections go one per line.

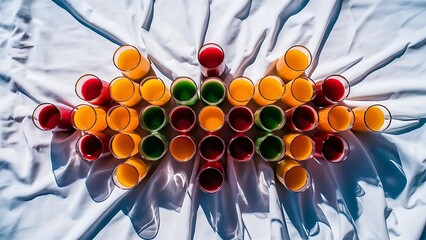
(0, 0), (425, 239)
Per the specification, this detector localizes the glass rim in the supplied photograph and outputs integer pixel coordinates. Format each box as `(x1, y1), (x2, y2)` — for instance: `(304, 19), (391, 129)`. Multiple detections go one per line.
(198, 135), (225, 161)
(227, 106), (254, 132)
(169, 135), (196, 162)
(107, 105), (133, 132)
(75, 133), (105, 162)
(197, 163), (225, 193)
(364, 104), (392, 132)
(290, 104), (319, 132)
(171, 76), (199, 105)
(326, 105), (355, 132)
(109, 133), (135, 159)
(109, 77), (138, 103)
(197, 43), (225, 69)
(321, 75), (350, 103)
(113, 45), (142, 72)
(321, 134), (350, 163)
(139, 105), (167, 132)
(289, 134), (314, 161)
(227, 135), (255, 162)
(71, 104), (100, 131)
(258, 75), (285, 102)
(256, 104), (286, 132)
(139, 133), (168, 161)
(198, 105), (225, 132)
(139, 76), (168, 103)
(75, 74), (104, 102)
(169, 106), (196, 132)
(200, 77), (226, 105)
(112, 159), (148, 190)
(283, 164), (311, 192)
(257, 134), (285, 161)
(283, 45), (312, 71)
(289, 77), (317, 103)
(32, 103), (62, 131)
(229, 76), (255, 104)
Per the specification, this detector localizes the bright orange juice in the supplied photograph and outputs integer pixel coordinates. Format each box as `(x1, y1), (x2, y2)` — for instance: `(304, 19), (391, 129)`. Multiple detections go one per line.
(276, 46), (311, 82)
(114, 45), (151, 81)
(109, 77), (142, 107)
(253, 76), (285, 106)
(72, 105), (107, 132)
(283, 134), (314, 161)
(353, 105), (388, 132)
(318, 106), (354, 132)
(113, 158), (148, 189)
(110, 133), (141, 159)
(276, 159), (310, 192)
(281, 77), (315, 107)
(198, 106), (225, 132)
(140, 77), (171, 106)
(107, 106), (139, 132)
(169, 135), (196, 162)
(227, 77), (254, 106)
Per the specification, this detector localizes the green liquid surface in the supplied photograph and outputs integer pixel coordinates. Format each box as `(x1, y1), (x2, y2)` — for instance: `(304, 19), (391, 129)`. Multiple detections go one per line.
(142, 135), (165, 159)
(172, 80), (197, 103)
(201, 81), (225, 104)
(260, 106), (283, 130)
(142, 107), (166, 131)
(259, 136), (282, 160)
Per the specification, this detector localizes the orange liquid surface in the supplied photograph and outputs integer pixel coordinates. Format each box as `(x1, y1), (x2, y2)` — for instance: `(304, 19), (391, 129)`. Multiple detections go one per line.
(170, 136), (195, 162)
(116, 48), (150, 81)
(73, 105), (106, 132)
(319, 106), (353, 132)
(276, 48), (310, 81)
(115, 158), (148, 188)
(276, 159), (308, 192)
(284, 134), (313, 161)
(199, 106), (224, 132)
(140, 78), (171, 106)
(281, 78), (314, 106)
(111, 133), (141, 159)
(110, 78), (141, 107)
(107, 107), (139, 132)
(353, 106), (386, 131)
(227, 78), (254, 106)
(253, 76), (284, 106)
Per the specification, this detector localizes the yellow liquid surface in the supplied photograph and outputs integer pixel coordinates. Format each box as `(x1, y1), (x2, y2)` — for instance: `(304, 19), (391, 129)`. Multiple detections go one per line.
(276, 159), (308, 191)
(253, 76), (284, 106)
(116, 48), (150, 81)
(170, 136), (195, 162)
(281, 78), (314, 106)
(276, 48), (310, 81)
(319, 106), (353, 132)
(111, 133), (141, 159)
(115, 158), (147, 188)
(353, 106), (386, 131)
(107, 107), (138, 132)
(110, 78), (141, 107)
(284, 134), (313, 160)
(199, 106), (224, 132)
(141, 78), (171, 106)
(73, 105), (106, 132)
(228, 78), (254, 106)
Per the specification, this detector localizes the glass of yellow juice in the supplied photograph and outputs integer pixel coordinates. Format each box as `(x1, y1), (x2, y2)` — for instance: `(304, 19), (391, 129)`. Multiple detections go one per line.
(318, 105), (354, 132)
(275, 45), (312, 82)
(276, 159), (311, 192)
(71, 104), (107, 132)
(352, 104), (391, 132)
(139, 77), (171, 106)
(113, 45), (151, 81)
(281, 77), (316, 107)
(169, 135), (196, 162)
(198, 106), (225, 132)
(109, 132), (141, 159)
(107, 105), (139, 132)
(112, 158), (149, 190)
(252, 75), (285, 106)
(283, 133), (314, 161)
(227, 77), (254, 106)
(109, 77), (142, 107)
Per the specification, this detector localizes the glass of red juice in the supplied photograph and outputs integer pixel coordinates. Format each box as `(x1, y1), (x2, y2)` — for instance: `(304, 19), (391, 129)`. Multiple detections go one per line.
(227, 106), (254, 133)
(198, 43), (226, 77)
(76, 132), (111, 162)
(228, 135), (254, 162)
(198, 161), (225, 193)
(75, 74), (112, 106)
(169, 106), (197, 133)
(285, 104), (319, 132)
(311, 132), (349, 163)
(32, 103), (73, 131)
(313, 75), (350, 107)
(199, 135), (225, 162)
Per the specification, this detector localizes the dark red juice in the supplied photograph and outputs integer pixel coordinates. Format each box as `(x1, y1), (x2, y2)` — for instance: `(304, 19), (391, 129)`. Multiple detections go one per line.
(81, 78), (112, 105)
(170, 107), (195, 132)
(228, 107), (253, 132)
(291, 105), (317, 131)
(198, 46), (224, 68)
(229, 136), (254, 162)
(79, 134), (103, 161)
(199, 136), (225, 161)
(38, 105), (61, 130)
(198, 168), (223, 193)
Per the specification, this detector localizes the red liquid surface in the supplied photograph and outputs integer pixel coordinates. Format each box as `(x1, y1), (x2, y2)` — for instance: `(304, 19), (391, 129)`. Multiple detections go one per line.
(81, 78), (111, 105)
(198, 46), (224, 68)
(229, 107), (253, 132)
(322, 136), (344, 162)
(314, 78), (346, 106)
(38, 105), (60, 130)
(80, 135), (102, 161)
(199, 168), (223, 192)
(291, 106), (316, 131)
(200, 136), (224, 161)
(171, 108), (195, 131)
(229, 136), (253, 161)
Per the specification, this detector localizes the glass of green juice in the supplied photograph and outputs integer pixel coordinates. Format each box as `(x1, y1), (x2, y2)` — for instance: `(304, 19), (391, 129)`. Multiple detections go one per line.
(139, 133), (168, 161)
(255, 134), (285, 161)
(171, 77), (199, 106)
(139, 105), (168, 132)
(254, 105), (286, 132)
(200, 77), (226, 105)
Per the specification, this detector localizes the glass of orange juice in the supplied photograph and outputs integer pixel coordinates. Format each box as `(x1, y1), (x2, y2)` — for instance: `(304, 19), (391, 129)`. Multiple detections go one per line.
(109, 77), (142, 107)
(113, 45), (151, 81)
(109, 132), (141, 159)
(352, 104), (391, 132)
(139, 77), (171, 106)
(275, 45), (312, 82)
(198, 106), (225, 132)
(71, 104), (107, 132)
(252, 75), (285, 106)
(107, 105), (139, 132)
(276, 159), (311, 192)
(283, 133), (314, 161)
(318, 105), (354, 132)
(112, 157), (149, 190)
(227, 77), (255, 106)
(281, 77), (316, 107)
(169, 135), (196, 162)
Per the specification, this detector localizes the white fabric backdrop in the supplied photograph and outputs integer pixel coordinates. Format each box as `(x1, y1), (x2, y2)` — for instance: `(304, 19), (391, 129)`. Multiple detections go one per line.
(0, 0), (425, 239)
